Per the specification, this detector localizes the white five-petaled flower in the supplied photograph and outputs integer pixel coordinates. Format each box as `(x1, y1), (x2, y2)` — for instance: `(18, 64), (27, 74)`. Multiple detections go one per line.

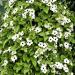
(26, 38), (33, 46)
(41, 64), (48, 74)
(12, 34), (19, 41)
(64, 58), (70, 64)
(34, 27), (42, 33)
(48, 36), (53, 42)
(12, 7), (18, 14)
(52, 30), (58, 36)
(11, 55), (17, 62)
(20, 41), (26, 47)
(53, 36), (58, 43)
(19, 31), (24, 36)
(64, 42), (70, 49)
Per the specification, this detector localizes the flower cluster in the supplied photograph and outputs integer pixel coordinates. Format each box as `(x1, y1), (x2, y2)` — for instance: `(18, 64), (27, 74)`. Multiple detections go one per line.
(0, 0), (74, 75)
(42, 0), (57, 12)
(56, 15), (71, 25)
(22, 8), (35, 19)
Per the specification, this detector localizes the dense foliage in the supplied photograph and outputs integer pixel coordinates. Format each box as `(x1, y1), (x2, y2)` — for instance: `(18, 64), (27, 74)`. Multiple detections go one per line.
(0, 0), (75, 75)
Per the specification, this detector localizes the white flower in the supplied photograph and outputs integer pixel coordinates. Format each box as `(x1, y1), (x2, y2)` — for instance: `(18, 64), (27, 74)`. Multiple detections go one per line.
(8, 0), (16, 6)
(53, 37), (58, 43)
(56, 16), (71, 25)
(12, 34), (19, 41)
(41, 64), (48, 74)
(64, 58), (69, 64)
(71, 72), (74, 75)
(20, 41), (26, 47)
(2, 60), (8, 66)
(63, 64), (69, 72)
(55, 62), (63, 69)
(12, 8), (18, 14)
(64, 42), (70, 49)
(34, 27), (42, 33)
(19, 31), (24, 36)
(52, 30), (58, 36)
(46, 2), (52, 6)
(38, 42), (47, 48)
(11, 55), (17, 62)
(22, 8), (35, 19)
(48, 36), (53, 42)
(59, 44), (63, 47)
(50, 4), (57, 12)
(26, 38), (33, 46)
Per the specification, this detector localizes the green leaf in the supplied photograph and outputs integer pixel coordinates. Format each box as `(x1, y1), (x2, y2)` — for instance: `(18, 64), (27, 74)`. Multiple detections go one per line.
(23, 69), (29, 74)
(43, 6), (49, 14)
(31, 57), (37, 67)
